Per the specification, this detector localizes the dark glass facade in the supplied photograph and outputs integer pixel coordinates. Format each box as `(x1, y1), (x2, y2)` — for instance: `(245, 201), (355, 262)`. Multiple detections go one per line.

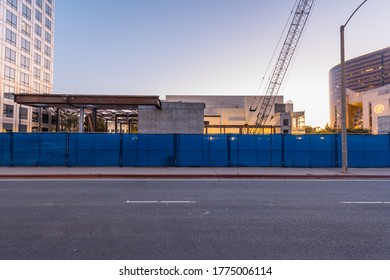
(329, 47), (390, 129)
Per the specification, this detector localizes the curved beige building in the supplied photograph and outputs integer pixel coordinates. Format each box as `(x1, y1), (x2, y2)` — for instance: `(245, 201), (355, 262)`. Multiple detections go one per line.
(329, 47), (390, 129)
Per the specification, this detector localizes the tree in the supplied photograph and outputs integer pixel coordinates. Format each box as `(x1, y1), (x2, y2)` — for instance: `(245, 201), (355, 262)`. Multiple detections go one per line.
(60, 110), (79, 132)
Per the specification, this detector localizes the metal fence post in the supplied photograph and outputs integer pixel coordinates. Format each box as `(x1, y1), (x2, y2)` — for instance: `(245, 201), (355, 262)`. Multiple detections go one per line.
(9, 133), (14, 167)
(334, 134), (339, 167)
(119, 133), (123, 167)
(281, 134), (285, 167)
(173, 134), (178, 167)
(227, 134), (232, 167)
(65, 133), (70, 167)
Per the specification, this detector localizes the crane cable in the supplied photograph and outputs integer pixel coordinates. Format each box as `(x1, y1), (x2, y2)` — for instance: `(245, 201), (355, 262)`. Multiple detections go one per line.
(273, 0), (316, 105)
(249, 0), (300, 111)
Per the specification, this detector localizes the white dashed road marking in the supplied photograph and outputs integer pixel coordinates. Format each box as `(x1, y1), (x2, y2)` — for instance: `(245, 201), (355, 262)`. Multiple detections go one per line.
(340, 201), (390, 204)
(125, 201), (196, 204)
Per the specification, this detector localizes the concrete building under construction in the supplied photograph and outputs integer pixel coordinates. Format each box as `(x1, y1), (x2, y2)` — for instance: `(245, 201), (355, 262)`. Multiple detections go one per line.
(13, 93), (305, 135)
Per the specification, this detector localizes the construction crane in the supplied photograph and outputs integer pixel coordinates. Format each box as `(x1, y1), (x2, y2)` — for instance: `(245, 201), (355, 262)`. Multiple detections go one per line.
(249, 0), (315, 134)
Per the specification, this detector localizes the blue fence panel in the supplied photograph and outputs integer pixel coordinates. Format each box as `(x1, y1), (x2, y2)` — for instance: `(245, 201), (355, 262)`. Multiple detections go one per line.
(12, 133), (67, 166)
(270, 134), (283, 167)
(122, 134), (175, 166)
(0, 134), (11, 166)
(309, 135), (337, 167)
(2, 133), (390, 167)
(363, 135), (390, 167)
(347, 135), (390, 167)
(205, 134), (228, 166)
(147, 134), (175, 166)
(284, 135), (311, 167)
(122, 134), (138, 166)
(68, 134), (120, 166)
(284, 135), (336, 167)
(230, 135), (280, 167)
(230, 135), (256, 166)
(347, 135), (365, 167)
(176, 135), (204, 167)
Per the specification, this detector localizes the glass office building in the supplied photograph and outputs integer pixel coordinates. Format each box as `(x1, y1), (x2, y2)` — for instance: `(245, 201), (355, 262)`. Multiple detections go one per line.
(0, 0), (55, 132)
(329, 47), (390, 129)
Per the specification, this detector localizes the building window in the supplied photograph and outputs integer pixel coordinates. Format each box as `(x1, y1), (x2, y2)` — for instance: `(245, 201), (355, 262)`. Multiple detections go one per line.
(6, 10), (17, 27)
(34, 38), (41, 51)
(5, 47), (16, 63)
(44, 45), (51, 57)
(34, 53), (41, 65)
(21, 21), (31, 37)
(33, 82), (40, 92)
(283, 119), (289, 126)
(21, 55), (30, 69)
(19, 125), (28, 132)
(7, 0), (17, 10)
(44, 31), (51, 43)
(20, 72), (30, 86)
(33, 67), (41, 79)
(2, 123), (13, 132)
(44, 58), (50, 70)
(4, 85), (15, 100)
(43, 86), (50, 94)
(32, 112), (39, 122)
(22, 4), (32, 21)
(42, 113), (49, 124)
(6, 29), (17, 45)
(45, 4), (52, 17)
(3, 104), (14, 118)
(21, 38), (31, 53)
(36, 0), (42, 8)
(35, 24), (42, 37)
(5, 66), (16, 81)
(43, 72), (50, 83)
(20, 107), (28, 120)
(35, 9), (42, 22)
(45, 18), (52, 30)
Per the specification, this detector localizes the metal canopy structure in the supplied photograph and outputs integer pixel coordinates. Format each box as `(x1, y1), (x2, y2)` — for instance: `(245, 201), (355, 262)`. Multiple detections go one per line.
(14, 94), (162, 133)
(14, 94), (161, 110)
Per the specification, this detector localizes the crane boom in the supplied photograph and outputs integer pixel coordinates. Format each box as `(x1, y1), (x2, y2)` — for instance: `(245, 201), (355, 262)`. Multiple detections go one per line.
(251, 0), (315, 133)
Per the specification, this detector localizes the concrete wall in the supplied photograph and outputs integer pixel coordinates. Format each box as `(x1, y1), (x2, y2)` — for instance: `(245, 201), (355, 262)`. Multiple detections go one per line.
(362, 85), (390, 134)
(165, 95), (285, 126)
(378, 116), (390, 134)
(138, 102), (205, 134)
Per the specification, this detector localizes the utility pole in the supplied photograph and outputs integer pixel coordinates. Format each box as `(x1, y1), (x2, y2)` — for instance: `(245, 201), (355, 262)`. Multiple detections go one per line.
(340, 0), (367, 173)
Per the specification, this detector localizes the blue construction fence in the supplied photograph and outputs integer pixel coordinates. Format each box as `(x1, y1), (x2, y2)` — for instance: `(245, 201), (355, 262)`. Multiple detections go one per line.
(0, 133), (389, 167)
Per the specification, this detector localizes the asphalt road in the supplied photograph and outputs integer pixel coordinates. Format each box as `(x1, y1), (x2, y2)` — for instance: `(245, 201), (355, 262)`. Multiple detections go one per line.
(0, 179), (390, 260)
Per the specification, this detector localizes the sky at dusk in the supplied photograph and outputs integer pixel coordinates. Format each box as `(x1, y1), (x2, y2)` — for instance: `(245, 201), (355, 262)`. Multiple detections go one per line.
(53, 0), (390, 127)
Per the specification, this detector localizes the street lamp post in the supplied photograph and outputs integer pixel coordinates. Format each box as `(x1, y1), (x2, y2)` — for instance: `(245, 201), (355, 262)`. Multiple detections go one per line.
(340, 0), (368, 173)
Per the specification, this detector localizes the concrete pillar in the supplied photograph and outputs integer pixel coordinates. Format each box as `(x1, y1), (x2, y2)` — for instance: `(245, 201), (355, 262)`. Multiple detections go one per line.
(115, 115), (118, 133)
(92, 108), (97, 132)
(79, 107), (85, 133)
(56, 107), (60, 132)
(39, 107), (42, 132)
(18, 104), (22, 132)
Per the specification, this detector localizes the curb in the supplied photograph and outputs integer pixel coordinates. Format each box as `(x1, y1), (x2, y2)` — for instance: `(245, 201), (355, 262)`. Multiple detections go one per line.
(1, 174), (390, 179)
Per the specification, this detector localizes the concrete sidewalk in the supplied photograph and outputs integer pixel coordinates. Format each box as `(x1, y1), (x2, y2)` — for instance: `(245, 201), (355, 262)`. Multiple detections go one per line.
(0, 167), (389, 179)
